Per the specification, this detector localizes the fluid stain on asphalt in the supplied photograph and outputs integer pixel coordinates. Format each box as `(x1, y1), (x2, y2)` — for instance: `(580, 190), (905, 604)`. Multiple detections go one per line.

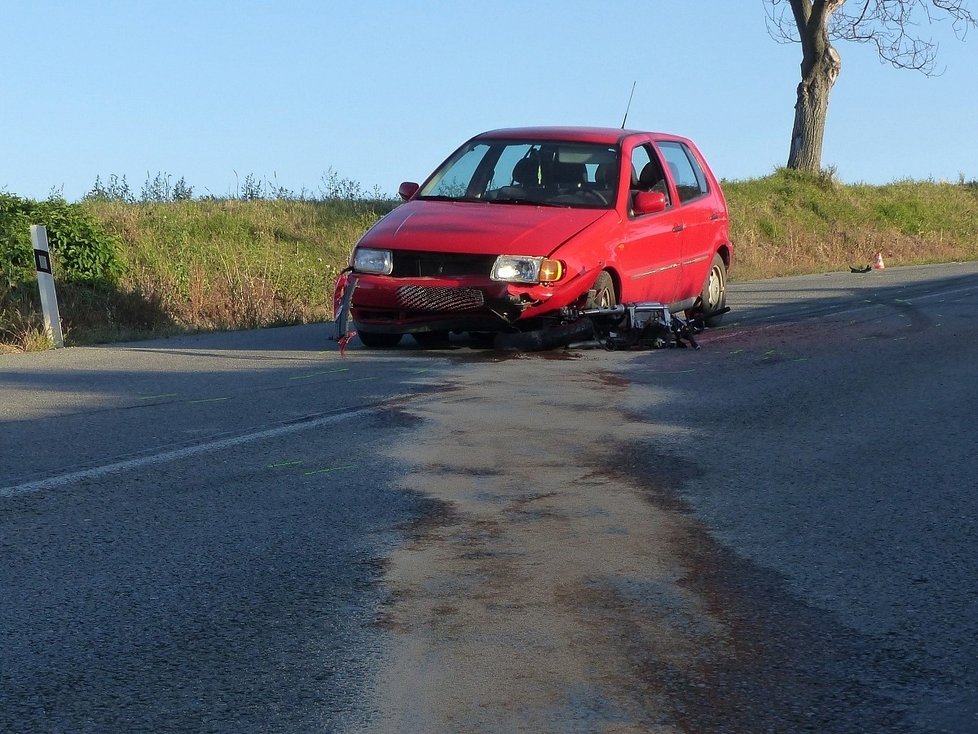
(602, 439), (914, 733)
(358, 359), (709, 732)
(359, 356), (922, 733)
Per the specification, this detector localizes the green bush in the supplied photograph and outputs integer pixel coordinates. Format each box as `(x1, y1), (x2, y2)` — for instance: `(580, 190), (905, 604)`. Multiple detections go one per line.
(1, 194), (32, 287)
(0, 193), (121, 287)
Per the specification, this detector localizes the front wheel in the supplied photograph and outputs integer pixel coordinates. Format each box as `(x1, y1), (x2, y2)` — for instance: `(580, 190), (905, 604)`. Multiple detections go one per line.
(413, 331), (450, 349)
(493, 318), (595, 352)
(357, 331), (402, 348)
(697, 254), (727, 327)
(584, 270), (617, 309)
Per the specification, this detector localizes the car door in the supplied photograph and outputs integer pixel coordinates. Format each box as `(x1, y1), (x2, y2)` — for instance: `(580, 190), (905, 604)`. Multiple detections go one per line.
(614, 141), (684, 304)
(654, 140), (721, 303)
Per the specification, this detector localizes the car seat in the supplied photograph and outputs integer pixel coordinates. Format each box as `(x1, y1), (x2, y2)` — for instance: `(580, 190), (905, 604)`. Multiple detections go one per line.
(512, 157), (541, 187)
(552, 162), (586, 191)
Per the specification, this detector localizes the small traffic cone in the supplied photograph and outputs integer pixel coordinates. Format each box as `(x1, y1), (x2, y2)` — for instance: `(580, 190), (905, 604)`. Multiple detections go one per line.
(873, 251), (885, 270)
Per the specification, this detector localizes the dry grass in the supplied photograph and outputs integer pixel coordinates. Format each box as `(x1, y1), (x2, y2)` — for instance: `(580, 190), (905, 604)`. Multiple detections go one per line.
(725, 171), (978, 279)
(4, 174), (977, 351)
(82, 197), (394, 332)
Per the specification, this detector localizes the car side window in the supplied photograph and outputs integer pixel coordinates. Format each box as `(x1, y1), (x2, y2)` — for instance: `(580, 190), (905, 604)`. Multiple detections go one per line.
(657, 141), (708, 204)
(628, 144), (670, 215)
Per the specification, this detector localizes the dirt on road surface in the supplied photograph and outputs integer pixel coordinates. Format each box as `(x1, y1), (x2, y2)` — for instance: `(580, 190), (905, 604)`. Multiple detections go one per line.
(361, 353), (901, 733)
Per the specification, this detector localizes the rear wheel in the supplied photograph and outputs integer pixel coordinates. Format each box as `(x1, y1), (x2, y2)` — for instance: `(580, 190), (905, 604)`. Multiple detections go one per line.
(357, 331), (402, 348)
(585, 270), (617, 309)
(698, 254), (727, 327)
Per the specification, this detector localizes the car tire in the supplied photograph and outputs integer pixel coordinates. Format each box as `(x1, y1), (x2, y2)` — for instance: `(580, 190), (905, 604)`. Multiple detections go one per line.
(585, 270), (617, 309)
(698, 254), (727, 327)
(357, 331), (402, 348)
(413, 331), (451, 348)
(493, 318), (595, 352)
(467, 331), (497, 346)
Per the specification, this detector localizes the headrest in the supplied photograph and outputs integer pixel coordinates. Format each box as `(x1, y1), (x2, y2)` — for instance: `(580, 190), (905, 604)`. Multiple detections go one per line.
(554, 162), (586, 186)
(512, 158), (540, 186)
(595, 163), (616, 186)
(639, 161), (663, 188)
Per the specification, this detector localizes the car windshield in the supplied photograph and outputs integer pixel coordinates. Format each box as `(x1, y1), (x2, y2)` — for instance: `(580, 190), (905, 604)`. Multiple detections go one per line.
(418, 139), (619, 209)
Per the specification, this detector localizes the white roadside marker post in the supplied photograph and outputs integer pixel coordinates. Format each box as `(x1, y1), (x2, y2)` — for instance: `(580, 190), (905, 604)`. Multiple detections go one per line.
(29, 224), (65, 348)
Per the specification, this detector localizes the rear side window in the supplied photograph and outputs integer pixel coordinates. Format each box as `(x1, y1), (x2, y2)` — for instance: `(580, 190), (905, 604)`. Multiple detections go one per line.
(657, 141), (708, 204)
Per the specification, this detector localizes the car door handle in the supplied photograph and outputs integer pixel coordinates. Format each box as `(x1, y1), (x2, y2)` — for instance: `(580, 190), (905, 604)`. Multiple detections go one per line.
(710, 212), (720, 220)
(672, 224), (685, 233)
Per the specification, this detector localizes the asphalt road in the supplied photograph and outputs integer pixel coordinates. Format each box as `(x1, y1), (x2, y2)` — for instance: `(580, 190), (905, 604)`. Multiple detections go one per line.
(0, 329), (457, 733)
(2, 261), (977, 733)
(615, 262), (978, 733)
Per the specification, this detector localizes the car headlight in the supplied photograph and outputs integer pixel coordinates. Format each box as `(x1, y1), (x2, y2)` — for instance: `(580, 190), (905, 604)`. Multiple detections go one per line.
(353, 248), (393, 275)
(491, 256), (563, 284)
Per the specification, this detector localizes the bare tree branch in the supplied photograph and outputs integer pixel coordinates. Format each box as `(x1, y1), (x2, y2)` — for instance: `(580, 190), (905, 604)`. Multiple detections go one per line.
(764, 0), (975, 171)
(767, 0), (977, 73)
(765, 0), (801, 43)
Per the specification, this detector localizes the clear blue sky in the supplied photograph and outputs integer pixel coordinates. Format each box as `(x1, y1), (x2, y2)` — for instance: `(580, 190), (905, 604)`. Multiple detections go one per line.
(3, 1), (976, 201)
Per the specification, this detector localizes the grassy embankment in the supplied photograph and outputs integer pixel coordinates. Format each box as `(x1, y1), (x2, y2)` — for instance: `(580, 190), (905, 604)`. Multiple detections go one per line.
(2, 169), (977, 351)
(82, 196), (393, 334)
(1, 196), (394, 351)
(727, 169), (978, 276)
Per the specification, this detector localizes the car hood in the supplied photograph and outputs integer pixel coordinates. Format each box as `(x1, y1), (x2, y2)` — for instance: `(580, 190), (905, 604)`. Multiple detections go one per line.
(358, 200), (608, 257)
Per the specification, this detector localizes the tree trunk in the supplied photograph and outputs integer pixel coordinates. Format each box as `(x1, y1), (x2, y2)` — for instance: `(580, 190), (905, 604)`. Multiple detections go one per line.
(785, 0), (845, 173)
(787, 35), (842, 172)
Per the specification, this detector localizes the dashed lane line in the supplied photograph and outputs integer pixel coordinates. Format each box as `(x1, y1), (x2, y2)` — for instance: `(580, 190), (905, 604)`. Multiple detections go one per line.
(288, 368), (350, 380)
(303, 464), (355, 476)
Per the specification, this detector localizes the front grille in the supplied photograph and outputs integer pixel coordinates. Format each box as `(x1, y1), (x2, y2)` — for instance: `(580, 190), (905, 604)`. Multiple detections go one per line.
(391, 251), (496, 277)
(396, 285), (485, 312)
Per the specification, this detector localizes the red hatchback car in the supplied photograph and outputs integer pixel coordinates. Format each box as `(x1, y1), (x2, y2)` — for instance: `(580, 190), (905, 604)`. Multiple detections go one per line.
(338, 126), (732, 348)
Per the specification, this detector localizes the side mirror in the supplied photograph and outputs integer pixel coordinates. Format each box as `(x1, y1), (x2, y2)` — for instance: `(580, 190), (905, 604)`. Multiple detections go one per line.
(398, 181), (420, 201)
(633, 191), (667, 215)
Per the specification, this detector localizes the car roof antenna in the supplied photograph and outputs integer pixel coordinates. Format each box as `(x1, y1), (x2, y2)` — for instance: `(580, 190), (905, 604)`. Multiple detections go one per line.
(621, 81), (637, 129)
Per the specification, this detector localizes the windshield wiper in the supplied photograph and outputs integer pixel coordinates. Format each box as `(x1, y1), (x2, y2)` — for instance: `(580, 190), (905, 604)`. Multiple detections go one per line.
(490, 197), (563, 207)
(417, 195), (481, 203)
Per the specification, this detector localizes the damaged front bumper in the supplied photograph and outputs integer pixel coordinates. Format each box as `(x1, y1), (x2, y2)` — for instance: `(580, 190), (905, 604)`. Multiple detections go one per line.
(333, 269), (593, 337)
(333, 271), (728, 352)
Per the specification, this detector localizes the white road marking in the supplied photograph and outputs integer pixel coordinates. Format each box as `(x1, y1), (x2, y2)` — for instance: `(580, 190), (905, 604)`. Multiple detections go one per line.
(0, 407), (375, 498)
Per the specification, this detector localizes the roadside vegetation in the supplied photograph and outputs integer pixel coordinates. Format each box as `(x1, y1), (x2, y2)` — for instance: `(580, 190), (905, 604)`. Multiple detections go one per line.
(2, 168), (977, 352)
(728, 168), (978, 277)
